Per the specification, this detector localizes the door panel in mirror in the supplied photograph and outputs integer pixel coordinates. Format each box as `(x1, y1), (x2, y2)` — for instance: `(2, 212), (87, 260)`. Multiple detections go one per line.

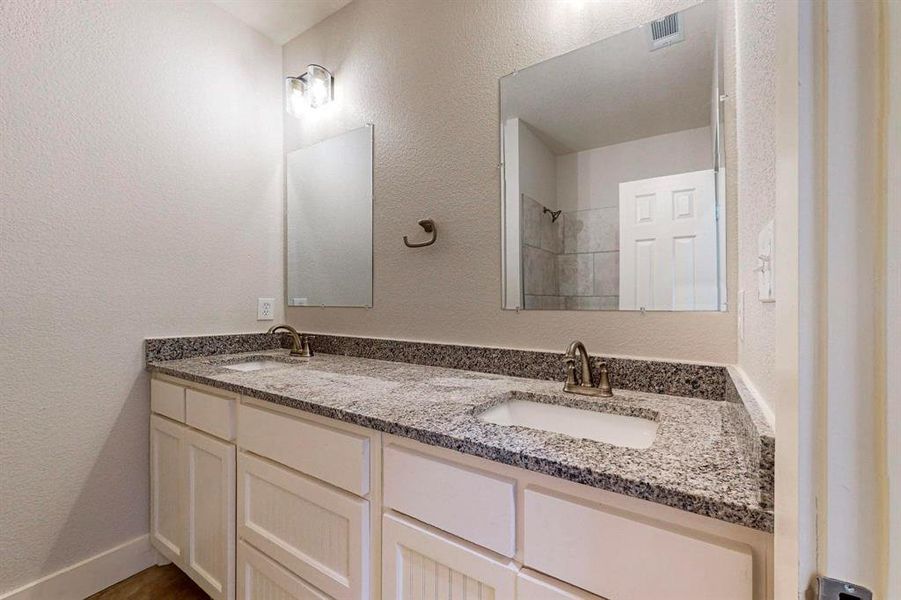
(287, 125), (373, 308)
(501, 1), (726, 311)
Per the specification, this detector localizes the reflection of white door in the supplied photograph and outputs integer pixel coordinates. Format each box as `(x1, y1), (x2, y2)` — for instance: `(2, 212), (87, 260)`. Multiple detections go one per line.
(619, 170), (718, 311)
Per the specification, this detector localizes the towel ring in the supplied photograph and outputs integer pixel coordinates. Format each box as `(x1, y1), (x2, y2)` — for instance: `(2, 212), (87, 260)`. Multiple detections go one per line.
(403, 219), (437, 248)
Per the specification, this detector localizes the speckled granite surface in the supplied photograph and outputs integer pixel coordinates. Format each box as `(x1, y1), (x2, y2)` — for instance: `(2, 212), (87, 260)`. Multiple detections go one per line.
(726, 366), (776, 510)
(146, 333), (729, 400)
(145, 333), (291, 362)
(149, 349), (774, 531)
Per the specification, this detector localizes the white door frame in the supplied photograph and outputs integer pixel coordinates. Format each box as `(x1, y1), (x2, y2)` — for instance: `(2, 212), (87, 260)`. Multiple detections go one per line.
(775, 1), (895, 597)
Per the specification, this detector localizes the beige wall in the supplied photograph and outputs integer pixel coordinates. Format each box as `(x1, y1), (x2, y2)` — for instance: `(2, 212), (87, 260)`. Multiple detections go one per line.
(284, 0), (739, 363)
(735, 0), (778, 412)
(0, 1), (282, 593)
(518, 121), (558, 211)
(556, 126), (713, 212)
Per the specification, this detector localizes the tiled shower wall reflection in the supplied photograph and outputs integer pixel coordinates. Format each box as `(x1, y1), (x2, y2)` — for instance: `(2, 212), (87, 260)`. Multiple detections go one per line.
(521, 195), (619, 310)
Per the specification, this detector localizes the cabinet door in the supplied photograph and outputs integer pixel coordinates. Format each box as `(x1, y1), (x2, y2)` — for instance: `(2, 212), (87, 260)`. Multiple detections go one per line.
(516, 570), (605, 600)
(150, 415), (185, 564)
(382, 513), (517, 600)
(237, 541), (331, 600)
(185, 427), (236, 600)
(238, 453), (369, 600)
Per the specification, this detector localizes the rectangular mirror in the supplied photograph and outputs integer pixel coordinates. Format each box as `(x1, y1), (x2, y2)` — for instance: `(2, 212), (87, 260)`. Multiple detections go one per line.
(287, 125), (373, 307)
(501, 1), (726, 311)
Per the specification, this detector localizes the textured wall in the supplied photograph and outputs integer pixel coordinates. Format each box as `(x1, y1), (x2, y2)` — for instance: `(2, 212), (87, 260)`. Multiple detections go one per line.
(284, 0), (739, 363)
(734, 0), (777, 412)
(0, 1), (282, 593)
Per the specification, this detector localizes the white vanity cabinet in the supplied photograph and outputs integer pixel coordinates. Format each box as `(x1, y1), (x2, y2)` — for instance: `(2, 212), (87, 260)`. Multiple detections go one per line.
(382, 437), (773, 600)
(152, 375), (773, 600)
(150, 377), (237, 600)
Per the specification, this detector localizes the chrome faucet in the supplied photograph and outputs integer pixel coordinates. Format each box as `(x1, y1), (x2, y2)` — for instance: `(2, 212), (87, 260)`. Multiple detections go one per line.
(267, 324), (313, 357)
(563, 340), (613, 397)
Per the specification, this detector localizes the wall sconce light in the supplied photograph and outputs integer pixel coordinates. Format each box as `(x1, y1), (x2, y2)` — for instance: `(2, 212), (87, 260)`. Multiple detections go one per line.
(285, 64), (334, 117)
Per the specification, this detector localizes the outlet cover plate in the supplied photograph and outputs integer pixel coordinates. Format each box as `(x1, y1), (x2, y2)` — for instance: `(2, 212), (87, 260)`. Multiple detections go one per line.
(257, 298), (275, 321)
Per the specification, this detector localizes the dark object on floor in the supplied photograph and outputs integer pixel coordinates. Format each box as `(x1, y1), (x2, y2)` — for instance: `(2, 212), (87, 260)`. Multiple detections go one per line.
(86, 564), (209, 599)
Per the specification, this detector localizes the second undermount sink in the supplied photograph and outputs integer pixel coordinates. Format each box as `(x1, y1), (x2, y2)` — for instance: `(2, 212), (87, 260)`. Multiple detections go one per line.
(478, 397), (658, 449)
(223, 360), (291, 372)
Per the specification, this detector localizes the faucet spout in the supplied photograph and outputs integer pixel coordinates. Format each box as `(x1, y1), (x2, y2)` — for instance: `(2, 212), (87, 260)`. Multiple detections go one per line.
(565, 340), (593, 387)
(267, 324), (313, 357)
(562, 340), (613, 397)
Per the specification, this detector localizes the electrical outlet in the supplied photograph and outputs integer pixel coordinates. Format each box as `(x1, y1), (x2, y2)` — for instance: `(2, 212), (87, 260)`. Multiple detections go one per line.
(257, 298), (275, 321)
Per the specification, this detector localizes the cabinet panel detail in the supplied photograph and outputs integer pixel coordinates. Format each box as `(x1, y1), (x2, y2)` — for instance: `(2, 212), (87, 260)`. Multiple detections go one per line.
(382, 514), (516, 600)
(185, 428), (236, 600)
(397, 545), (494, 600)
(150, 414), (185, 562)
(516, 570), (604, 600)
(238, 453), (369, 600)
(237, 541), (332, 600)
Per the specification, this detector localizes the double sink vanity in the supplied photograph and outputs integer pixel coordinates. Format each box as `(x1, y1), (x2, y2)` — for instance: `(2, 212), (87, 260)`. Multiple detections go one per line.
(146, 332), (774, 600)
(148, 2), (777, 598)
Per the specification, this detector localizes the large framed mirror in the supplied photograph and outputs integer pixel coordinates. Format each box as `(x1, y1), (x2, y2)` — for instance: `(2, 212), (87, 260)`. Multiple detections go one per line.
(501, 1), (726, 311)
(287, 125), (373, 308)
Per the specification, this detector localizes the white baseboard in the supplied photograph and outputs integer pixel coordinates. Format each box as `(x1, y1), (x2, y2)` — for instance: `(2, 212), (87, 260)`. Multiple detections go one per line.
(0, 534), (161, 600)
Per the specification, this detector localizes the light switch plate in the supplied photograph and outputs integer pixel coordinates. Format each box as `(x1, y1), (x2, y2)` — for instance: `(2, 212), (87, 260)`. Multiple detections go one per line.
(757, 220), (775, 302)
(257, 298), (275, 320)
(738, 290), (744, 341)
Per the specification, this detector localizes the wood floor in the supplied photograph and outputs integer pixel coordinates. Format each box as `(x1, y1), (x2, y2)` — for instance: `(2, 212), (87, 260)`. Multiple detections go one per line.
(86, 565), (209, 599)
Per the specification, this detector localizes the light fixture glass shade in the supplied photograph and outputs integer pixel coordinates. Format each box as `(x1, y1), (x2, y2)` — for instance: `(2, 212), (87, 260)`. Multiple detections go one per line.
(284, 65), (334, 117)
(285, 76), (306, 118)
(305, 64), (333, 109)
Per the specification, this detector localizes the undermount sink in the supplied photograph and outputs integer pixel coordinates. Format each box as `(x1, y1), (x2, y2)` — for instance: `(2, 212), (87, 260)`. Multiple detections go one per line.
(223, 359), (298, 372)
(478, 397), (658, 449)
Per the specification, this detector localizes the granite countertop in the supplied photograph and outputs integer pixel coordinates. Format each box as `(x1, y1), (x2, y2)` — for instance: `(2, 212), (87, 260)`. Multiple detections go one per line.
(149, 349), (773, 532)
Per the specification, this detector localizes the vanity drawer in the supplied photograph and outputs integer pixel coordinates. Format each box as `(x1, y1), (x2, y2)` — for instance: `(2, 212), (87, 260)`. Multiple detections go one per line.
(237, 541), (330, 600)
(151, 378), (185, 422)
(186, 388), (236, 441)
(523, 488), (753, 600)
(383, 445), (516, 557)
(237, 453), (369, 600)
(238, 404), (370, 496)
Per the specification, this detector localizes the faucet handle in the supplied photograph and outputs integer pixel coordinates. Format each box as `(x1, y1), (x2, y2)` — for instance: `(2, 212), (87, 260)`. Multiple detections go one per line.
(300, 334), (315, 357)
(562, 354), (578, 385)
(596, 362), (613, 397)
